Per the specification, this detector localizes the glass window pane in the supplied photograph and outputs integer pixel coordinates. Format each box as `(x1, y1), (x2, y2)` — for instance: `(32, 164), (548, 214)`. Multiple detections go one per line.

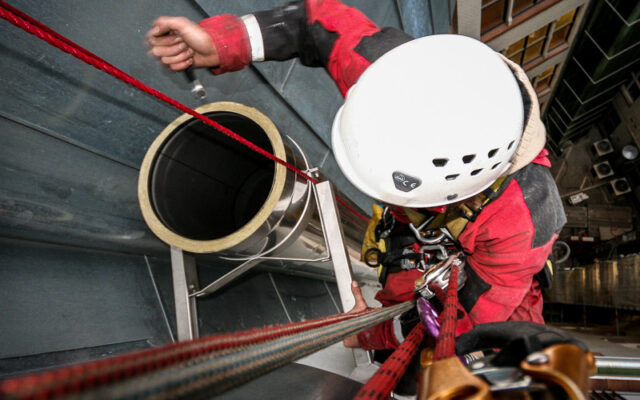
(512, 0), (535, 16)
(505, 37), (526, 56)
(527, 25), (549, 44)
(536, 76), (552, 92)
(556, 8), (577, 29)
(481, 0), (506, 33)
(523, 40), (544, 64)
(549, 25), (571, 49)
(509, 52), (524, 65)
(539, 66), (556, 80)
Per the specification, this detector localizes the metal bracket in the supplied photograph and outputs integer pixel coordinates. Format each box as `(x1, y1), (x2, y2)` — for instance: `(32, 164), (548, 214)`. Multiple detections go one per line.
(170, 246), (200, 341)
(313, 180), (356, 311)
(168, 178), (374, 370)
(191, 174), (356, 302)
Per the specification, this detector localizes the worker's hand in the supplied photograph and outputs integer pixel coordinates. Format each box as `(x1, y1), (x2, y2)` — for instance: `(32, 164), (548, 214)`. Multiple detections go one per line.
(343, 281), (370, 348)
(146, 16), (219, 71)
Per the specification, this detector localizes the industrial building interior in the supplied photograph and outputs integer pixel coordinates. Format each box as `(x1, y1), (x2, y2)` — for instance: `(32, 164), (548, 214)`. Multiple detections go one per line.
(1, 0), (639, 399)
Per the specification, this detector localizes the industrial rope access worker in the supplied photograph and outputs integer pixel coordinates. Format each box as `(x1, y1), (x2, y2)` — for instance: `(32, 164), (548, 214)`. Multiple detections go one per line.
(147, 0), (566, 353)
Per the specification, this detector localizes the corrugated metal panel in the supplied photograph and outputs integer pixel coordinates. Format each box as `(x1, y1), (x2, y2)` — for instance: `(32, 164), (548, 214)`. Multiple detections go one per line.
(547, 254), (640, 310)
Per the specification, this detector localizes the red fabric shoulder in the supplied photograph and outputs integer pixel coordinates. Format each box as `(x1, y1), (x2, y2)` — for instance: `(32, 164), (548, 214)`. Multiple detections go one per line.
(306, 0), (380, 96)
(531, 148), (551, 168)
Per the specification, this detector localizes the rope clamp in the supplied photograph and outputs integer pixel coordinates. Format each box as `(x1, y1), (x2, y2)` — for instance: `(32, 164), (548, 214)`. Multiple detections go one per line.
(414, 253), (467, 299)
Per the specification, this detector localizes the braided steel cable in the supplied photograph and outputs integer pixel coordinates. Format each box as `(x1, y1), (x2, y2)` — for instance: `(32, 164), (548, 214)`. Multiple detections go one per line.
(1, 302), (414, 400)
(0, 1), (369, 224)
(0, 307), (388, 399)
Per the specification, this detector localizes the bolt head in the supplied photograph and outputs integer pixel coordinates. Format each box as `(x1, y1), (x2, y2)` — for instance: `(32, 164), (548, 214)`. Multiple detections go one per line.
(526, 352), (549, 365)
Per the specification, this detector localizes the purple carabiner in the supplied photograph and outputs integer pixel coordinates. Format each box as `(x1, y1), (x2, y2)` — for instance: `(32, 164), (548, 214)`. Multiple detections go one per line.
(417, 297), (440, 339)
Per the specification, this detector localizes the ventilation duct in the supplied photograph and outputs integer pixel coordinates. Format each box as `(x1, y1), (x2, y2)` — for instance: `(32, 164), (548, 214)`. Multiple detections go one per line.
(592, 139), (614, 157)
(592, 161), (614, 179)
(138, 102), (371, 278)
(609, 178), (631, 197)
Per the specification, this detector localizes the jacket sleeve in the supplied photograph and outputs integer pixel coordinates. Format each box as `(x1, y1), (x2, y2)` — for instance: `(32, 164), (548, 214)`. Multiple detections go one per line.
(199, 0), (412, 96)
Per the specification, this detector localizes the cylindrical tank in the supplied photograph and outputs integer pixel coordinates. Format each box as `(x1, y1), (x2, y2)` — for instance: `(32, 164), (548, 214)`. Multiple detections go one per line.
(138, 102), (373, 279)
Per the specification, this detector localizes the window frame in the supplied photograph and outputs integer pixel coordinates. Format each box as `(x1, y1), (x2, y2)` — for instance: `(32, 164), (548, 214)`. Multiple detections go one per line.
(500, 6), (581, 69)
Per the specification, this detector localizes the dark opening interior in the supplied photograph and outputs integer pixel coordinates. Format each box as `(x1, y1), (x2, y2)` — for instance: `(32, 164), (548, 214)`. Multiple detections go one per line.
(150, 111), (276, 240)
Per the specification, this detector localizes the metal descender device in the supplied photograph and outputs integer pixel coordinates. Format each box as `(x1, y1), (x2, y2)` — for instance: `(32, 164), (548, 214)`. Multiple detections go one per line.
(414, 252), (467, 299)
(407, 216), (467, 298)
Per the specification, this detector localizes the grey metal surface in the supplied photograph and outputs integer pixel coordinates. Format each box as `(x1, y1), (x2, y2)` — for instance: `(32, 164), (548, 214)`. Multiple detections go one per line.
(271, 273), (340, 321)
(396, 0), (456, 37)
(0, 340), (152, 378)
(0, 237), (174, 359)
(0, 115), (164, 254)
(196, 267), (290, 335)
(170, 246), (199, 341)
(217, 362), (362, 400)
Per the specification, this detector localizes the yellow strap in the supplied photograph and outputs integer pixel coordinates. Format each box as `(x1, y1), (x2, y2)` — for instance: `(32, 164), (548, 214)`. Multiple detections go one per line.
(361, 204), (387, 261)
(404, 207), (429, 226)
(411, 176), (509, 239)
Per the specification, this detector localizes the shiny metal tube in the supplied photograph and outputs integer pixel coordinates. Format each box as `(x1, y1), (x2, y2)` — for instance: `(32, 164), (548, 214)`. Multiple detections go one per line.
(595, 356), (640, 377)
(138, 102), (374, 280)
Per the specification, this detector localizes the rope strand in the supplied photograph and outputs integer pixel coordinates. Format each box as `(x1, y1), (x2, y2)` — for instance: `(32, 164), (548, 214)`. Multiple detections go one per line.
(0, 302), (414, 400)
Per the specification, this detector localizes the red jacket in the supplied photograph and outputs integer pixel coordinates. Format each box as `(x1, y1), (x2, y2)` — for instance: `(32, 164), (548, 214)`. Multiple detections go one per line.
(199, 0), (567, 350)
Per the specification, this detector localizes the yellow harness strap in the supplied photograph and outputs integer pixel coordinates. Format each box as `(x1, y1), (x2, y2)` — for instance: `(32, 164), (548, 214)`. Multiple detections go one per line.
(360, 177), (508, 280)
(407, 176), (509, 239)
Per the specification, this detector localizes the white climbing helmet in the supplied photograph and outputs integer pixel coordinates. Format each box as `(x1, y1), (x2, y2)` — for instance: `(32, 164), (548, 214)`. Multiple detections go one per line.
(332, 34), (524, 208)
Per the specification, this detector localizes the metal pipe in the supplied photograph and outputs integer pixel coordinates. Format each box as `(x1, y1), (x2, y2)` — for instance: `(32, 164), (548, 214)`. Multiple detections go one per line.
(138, 101), (374, 281)
(595, 356), (640, 377)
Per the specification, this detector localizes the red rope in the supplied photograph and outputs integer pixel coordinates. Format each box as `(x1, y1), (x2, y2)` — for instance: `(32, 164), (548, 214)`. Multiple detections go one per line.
(433, 263), (459, 360)
(0, 1), (369, 224)
(353, 323), (426, 399)
(0, 307), (382, 399)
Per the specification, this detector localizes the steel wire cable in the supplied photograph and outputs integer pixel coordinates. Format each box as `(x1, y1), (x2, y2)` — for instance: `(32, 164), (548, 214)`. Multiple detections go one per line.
(2, 302), (414, 400)
(0, 306), (395, 399)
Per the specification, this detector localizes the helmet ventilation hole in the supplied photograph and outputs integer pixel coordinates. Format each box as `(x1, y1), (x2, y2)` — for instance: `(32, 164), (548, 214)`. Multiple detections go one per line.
(507, 140), (515, 150)
(462, 154), (476, 164)
(446, 174), (459, 181)
(471, 169), (483, 176)
(491, 162), (501, 170)
(433, 158), (449, 167)
(488, 148), (499, 158)
(447, 194), (458, 201)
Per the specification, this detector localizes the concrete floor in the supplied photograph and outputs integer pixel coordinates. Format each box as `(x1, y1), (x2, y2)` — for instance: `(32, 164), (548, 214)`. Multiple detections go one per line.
(555, 325), (640, 357)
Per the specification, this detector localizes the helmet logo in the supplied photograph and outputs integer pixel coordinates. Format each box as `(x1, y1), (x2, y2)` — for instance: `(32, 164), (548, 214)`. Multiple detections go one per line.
(392, 171), (421, 192)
